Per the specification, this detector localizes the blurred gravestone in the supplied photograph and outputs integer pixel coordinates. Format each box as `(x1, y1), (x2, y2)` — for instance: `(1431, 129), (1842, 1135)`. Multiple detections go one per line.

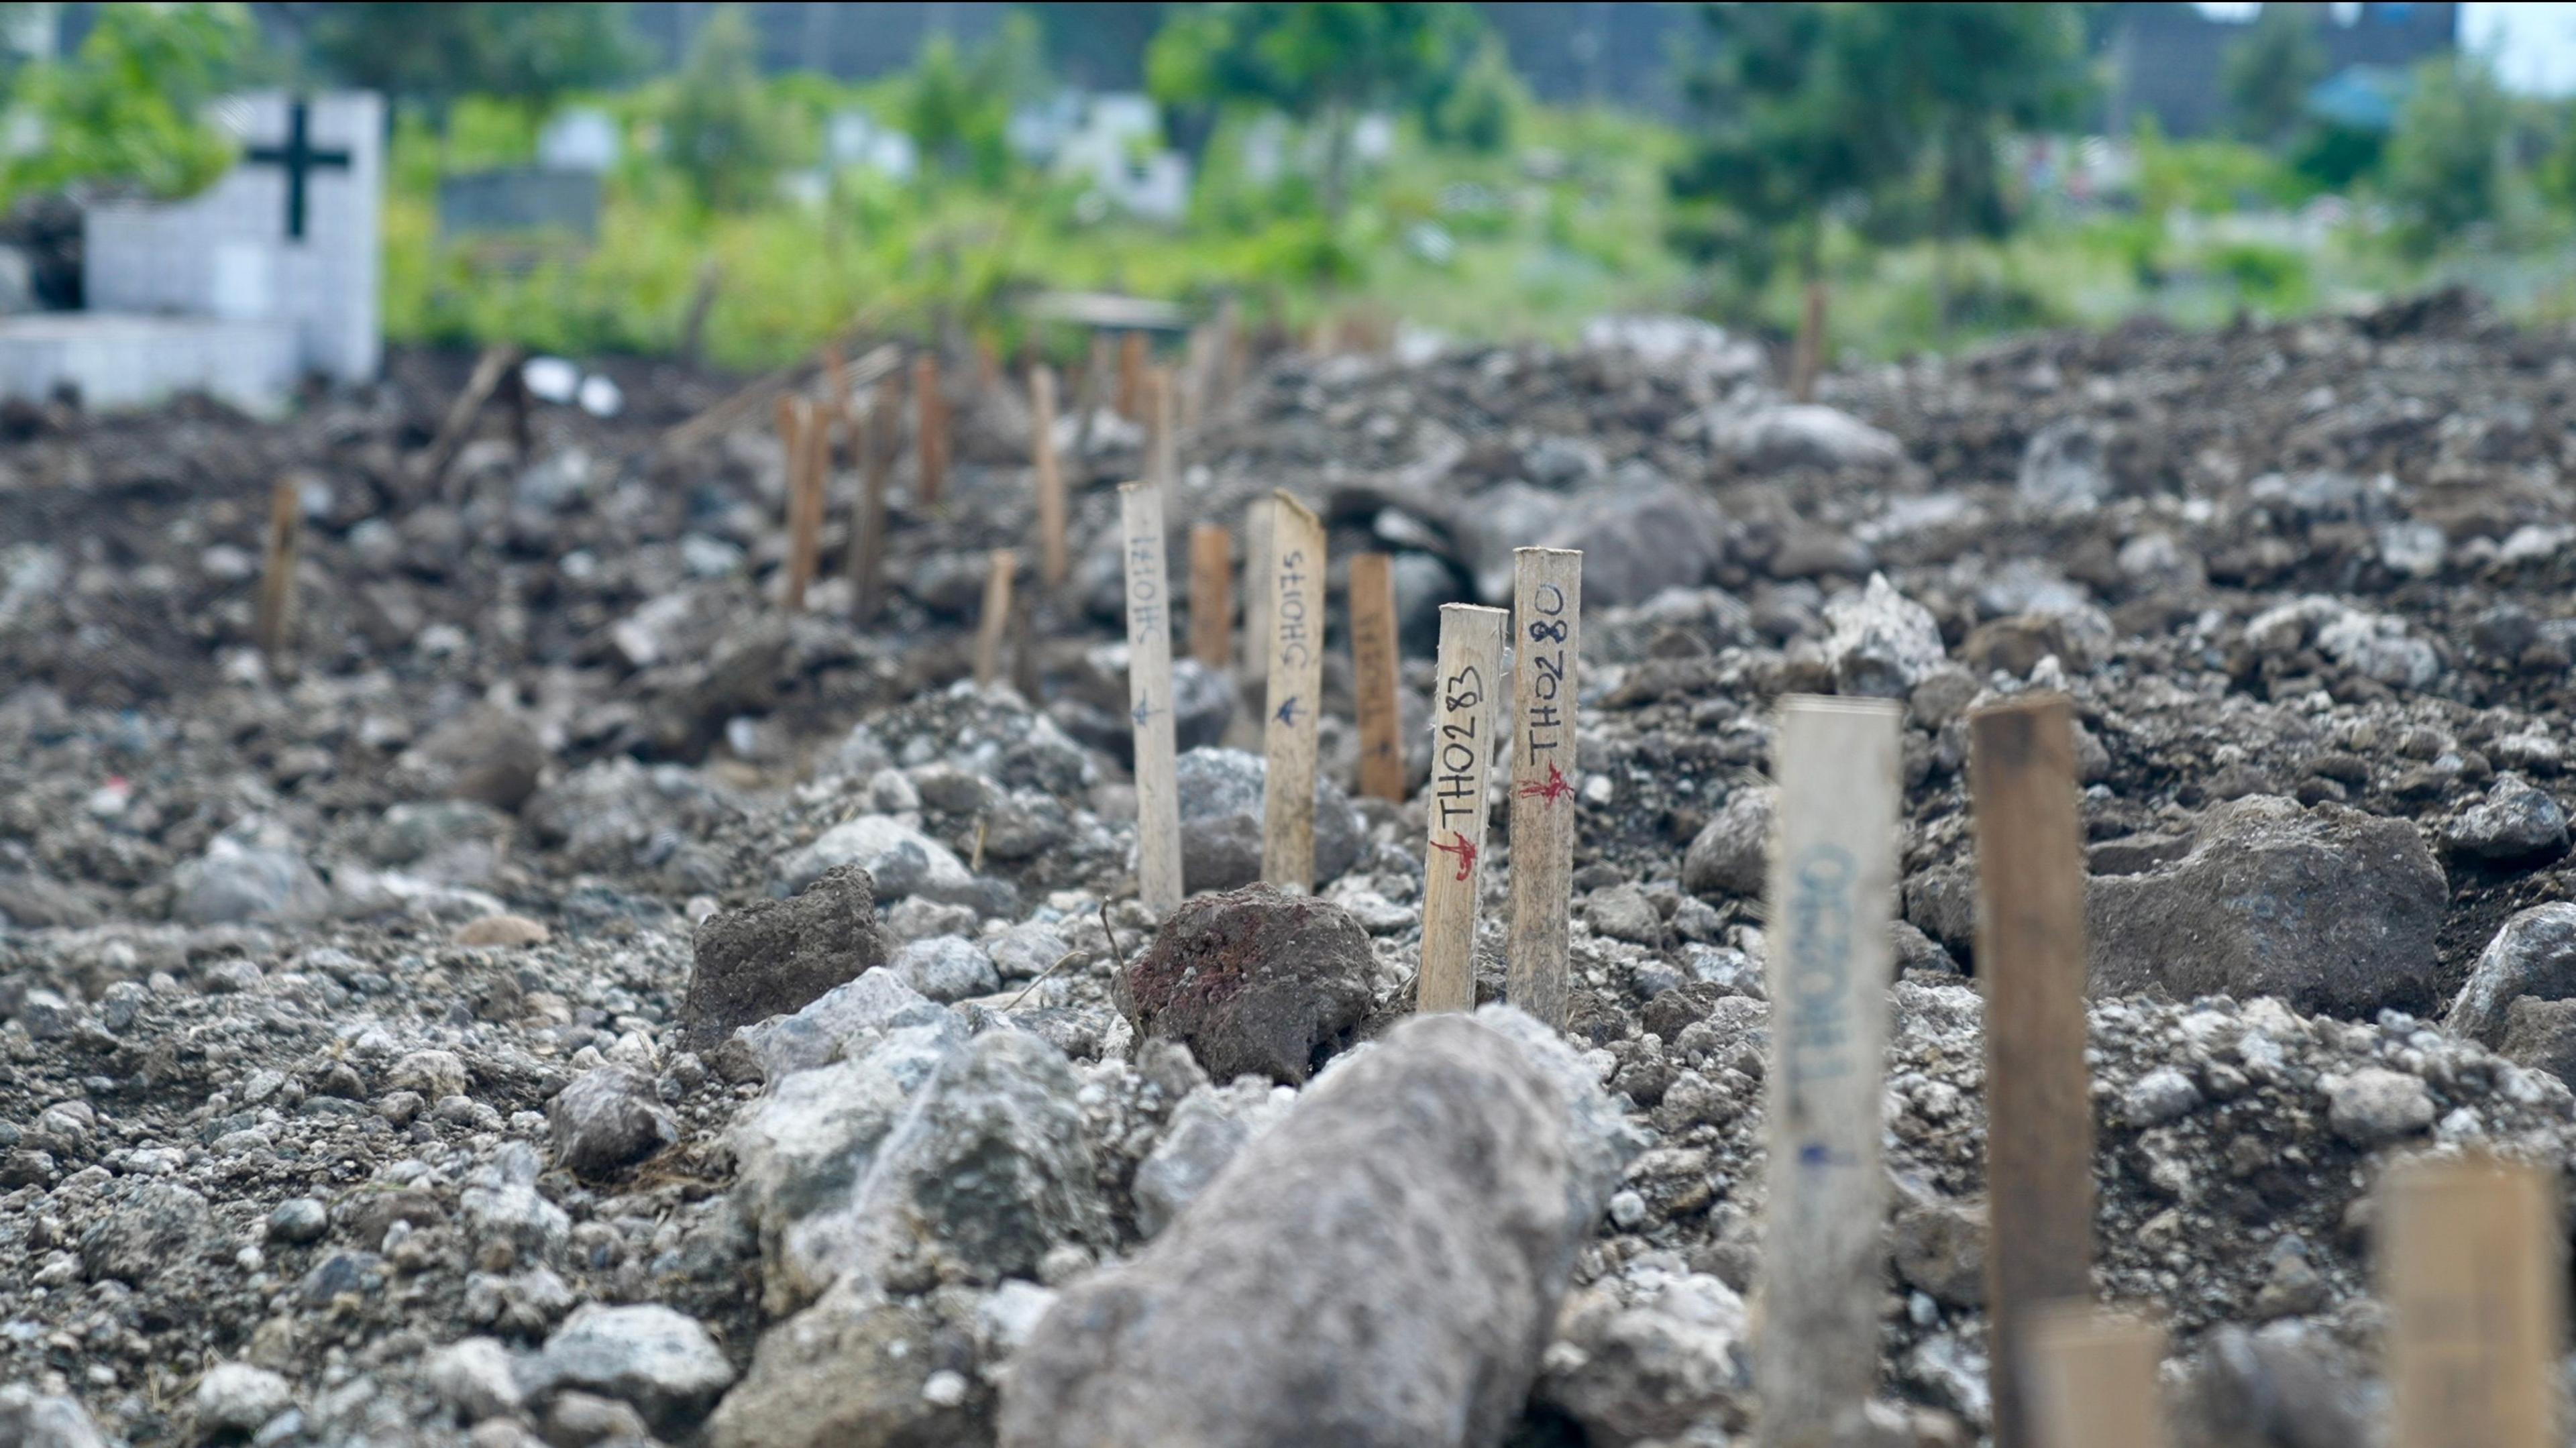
(437, 170), (602, 243)
(538, 107), (621, 172)
(0, 91), (382, 409)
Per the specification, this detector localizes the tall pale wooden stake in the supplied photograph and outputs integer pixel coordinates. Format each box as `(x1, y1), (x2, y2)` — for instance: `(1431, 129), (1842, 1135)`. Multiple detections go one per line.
(848, 380), (893, 624)
(1259, 492), (1326, 890)
(2383, 1153), (2561, 1448)
(914, 353), (946, 507)
(1754, 695), (1901, 1448)
(1505, 547), (1582, 1027)
(973, 549), (1016, 687)
(1417, 604), (1506, 1013)
(256, 477), (301, 673)
(1146, 363), (1178, 499)
(1349, 553), (1405, 802)
(1030, 365), (1069, 589)
(783, 398), (824, 612)
(2027, 1308), (2166, 1448)
(1187, 524), (1233, 672)
(1120, 484), (1184, 912)
(1242, 496), (1275, 689)
(1970, 695), (2096, 1448)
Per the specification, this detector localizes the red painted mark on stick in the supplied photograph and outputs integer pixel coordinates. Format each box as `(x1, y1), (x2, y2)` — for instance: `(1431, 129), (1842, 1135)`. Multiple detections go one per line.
(1517, 760), (1572, 805)
(1430, 832), (1477, 881)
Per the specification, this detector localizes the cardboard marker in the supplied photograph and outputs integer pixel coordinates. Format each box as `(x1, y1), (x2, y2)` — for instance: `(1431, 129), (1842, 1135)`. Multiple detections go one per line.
(1260, 492), (1326, 890)
(1188, 523), (1233, 672)
(1030, 365), (1069, 589)
(1418, 604), (1507, 1012)
(2383, 1152), (2561, 1448)
(1970, 695), (2097, 1448)
(1350, 553), (1405, 802)
(784, 398), (824, 612)
(973, 548), (1016, 687)
(914, 353), (946, 507)
(2027, 1308), (2166, 1448)
(256, 476), (301, 674)
(849, 378), (893, 624)
(1505, 547), (1582, 1027)
(1754, 695), (1902, 1448)
(1121, 484), (1183, 911)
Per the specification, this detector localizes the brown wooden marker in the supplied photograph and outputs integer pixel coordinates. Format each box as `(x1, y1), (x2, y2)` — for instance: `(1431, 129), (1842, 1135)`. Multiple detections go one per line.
(1120, 484), (1184, 911)
(2027, 1308), (2165, 1448)
(1260, 492), (1326, 890)
(914, 353), (946, 507)
(2383, 1152), (2561, 1448)
(1349, 552), (1405, 802)
(1118, 329), (1146, 419)
(1970, 694), (2096, 1448)
(783, 398), (824, 612)
(255, 476), (301, 675)
(1756, 695), (1901, 1448)
(1146, 362), (1178, 500)
(973, 548), (1016, 688)
(1187, 524), (1233, 672)
(1242, 496), (1275, 691)
(1418, 603), (1506, 1013)
(1030, 364), (1069, 589)
(849, 378), (894, 624)
(1505, 547), (1582, 1027)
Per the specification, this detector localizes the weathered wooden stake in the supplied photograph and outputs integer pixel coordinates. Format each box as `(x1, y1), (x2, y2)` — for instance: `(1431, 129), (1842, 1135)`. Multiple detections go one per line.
(1242, 496), (1275, 689)
(1121, 484), (1184, 912)
(973, 548), (1016, 687)
(2383, 1152), (2561, 1448)
(848, 379), (894, 624)
(1790, 280), (1827, 404)
(1418, 603), (1507, 1013)
(914, 353), (947, 507)
(1187, 523), (1233, 672)
(2027, 1308), (2166, 1448)
(1754, 695), (1901, 1448)
(1118, 329), (1146, 419)
(1259, 492), (1326, 890)
(1349, 552), (1405, 802)
(1147, 362), (1178, 499)
(784, 398), (824, 612)
(1030, 364), (1069, 589)
(1970, 694), (2097, 1448)
(1505, 547), (1582, 1027)
(255, 476), (301, 673)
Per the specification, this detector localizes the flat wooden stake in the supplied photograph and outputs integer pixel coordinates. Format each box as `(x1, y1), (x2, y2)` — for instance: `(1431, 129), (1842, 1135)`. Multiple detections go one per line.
(1259, 492), (1326, 890)
(1146, 362), (1177, 500)
(2026, 1308), (2166, 1448)
(1187, 523), (1233, 672)
(1242, 496), (1275, 691)
(1030, 365), (1069, 589)
(415, 342), (521, 493)
(2383, 1152), (2561, 1448)
(914, 353), (947, 507)
(1755, 695), (1901, 1448)
(1970, 694), (2097, 1448)
(848, 378), (894, 624)
(973, 548), (1016, 687)
(1118, 330), (1146, 419)
(1350, 552), (1405, 802)
(255, 476), (301, 675)
(1418, 604), (1506, 1012)
(1121, 484), (1184, 911)
(1505, 547), (1582, 1027)
(783, 397), (824, 612)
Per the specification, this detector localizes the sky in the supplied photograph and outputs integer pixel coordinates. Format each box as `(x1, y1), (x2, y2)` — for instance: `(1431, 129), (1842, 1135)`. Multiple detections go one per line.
(2199, 3), (2576, 96)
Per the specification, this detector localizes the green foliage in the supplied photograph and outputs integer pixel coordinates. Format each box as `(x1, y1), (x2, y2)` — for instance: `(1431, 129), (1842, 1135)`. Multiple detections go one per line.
(663, 5), (793, 213)
(2384, 54), (2512, 256)
(7, 2), (254, 203)
(2223, 1), (2329, 146)
(303, 3), (643, 123)
(1421, 33), (1527, 154)
(903, 13), (1046, 188)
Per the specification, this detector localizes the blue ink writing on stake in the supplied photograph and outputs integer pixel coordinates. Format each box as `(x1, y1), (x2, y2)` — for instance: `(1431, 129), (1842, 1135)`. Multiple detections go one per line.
(1275, 697), (1303, 726)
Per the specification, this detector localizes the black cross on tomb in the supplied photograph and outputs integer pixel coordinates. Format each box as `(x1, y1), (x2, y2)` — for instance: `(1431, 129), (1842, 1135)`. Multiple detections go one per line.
(244, 100), (352, 242)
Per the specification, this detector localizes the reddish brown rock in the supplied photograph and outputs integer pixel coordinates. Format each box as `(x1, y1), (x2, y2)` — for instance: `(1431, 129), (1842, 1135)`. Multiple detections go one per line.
(1117, 885), (1375, 1085)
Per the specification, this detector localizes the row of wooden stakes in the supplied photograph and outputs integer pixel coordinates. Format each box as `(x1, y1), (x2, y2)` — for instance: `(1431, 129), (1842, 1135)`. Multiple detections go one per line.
(1107, 492), (2562, 1448)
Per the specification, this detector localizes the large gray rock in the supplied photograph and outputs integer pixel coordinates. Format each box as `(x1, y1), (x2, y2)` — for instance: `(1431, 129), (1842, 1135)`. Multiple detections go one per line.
(1542, 480), (1727, 608)
(172, 829), (329, 926)
(548, 1065), (679, 1175)
(685, 865), (892, 1045)
(524, 758), (739, 873)
(1713, 404), (1903, 472)
(1534, 1274), (1753, 1445)
(2017, 416), (2112, 511)
(534, 1303), (736, 1432)
(402, 704), (547, 811)
(772, 815), (1006, 913)
(2088, 795), (2447, 1018)
(890, 935), (1000, 1003)
(728, 969), (949, 1082)
(1681, 789), (1773, 900)
(2443, 775), (2568, 861)
(80, 1179), (210, 1283)
(0, 1384), (110, 1448)
(1120, 885), (1377, 1087)
(195, 1363), (292, 1436)
(1132, 1078), (1293, 1239)
(707, 1290), (986, 1448)
(998, 1008), (1636, 1448)
(1175, 748), (1364, 893)
(2447, 903), (2576, 1045)
(1823, 575), (1946, 698)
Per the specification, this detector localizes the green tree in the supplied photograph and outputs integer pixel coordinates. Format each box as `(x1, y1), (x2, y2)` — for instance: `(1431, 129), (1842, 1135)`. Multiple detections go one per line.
(905, 13), (1045, 188)
(1423, 32), (1528, 154)
(8, 2), (254, 202)
(301, 3), (643, 129)
(663, 5), (790, 213)
(2223, 2), (2330, 147)
(1147, 3), (1485, 219)
(2383, 54), (2512, 256)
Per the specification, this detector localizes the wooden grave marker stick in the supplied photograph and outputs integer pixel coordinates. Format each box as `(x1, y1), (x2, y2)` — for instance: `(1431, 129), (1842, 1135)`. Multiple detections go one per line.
(1120, 484), (1185, 912)
(784, 398), (824, 612)
(1350, 552), (1405, 803)
(848, 380), (894, 624)
(2027, 1308), (2166, 1448)
(415, 341), (522, 493)
(973, 549), (1016, 687)
(1754, 695), (1902, 1448)
(1242, 496), (1275, 693)
(2383, 1152), (2561, 1448)
(1030, 365), (1069, 589)
(1505, 547), (1582, 1027)
(1969, 694), (2098, 1448)
(1147, 362), (1178, 499)
(914, 353), (946, 507)
(1259, 492), (1326, 890)
(823, 345), (849, 419)
(1076, 329), (1112, 455)
(1118, 329), (1146, 419)
(1418, 603), (1507, 1013)
(1187, 524), (1234, 672)
(256, 476), (302, 674)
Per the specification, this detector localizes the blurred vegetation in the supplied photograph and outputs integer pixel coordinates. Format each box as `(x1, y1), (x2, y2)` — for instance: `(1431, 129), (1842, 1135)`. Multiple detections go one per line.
(15, 1), (2576, 371)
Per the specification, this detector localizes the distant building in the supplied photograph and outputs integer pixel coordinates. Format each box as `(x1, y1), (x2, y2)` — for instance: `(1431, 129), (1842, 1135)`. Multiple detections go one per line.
(2106, 1), (2458, 138)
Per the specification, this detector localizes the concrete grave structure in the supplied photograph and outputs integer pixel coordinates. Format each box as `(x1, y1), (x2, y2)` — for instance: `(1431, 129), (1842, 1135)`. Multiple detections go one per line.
(0, 91), (382, 410)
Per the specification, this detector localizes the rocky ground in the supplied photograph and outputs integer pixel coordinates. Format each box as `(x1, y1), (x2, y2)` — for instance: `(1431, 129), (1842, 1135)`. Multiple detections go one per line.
(8, 290), (2576, 1446)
